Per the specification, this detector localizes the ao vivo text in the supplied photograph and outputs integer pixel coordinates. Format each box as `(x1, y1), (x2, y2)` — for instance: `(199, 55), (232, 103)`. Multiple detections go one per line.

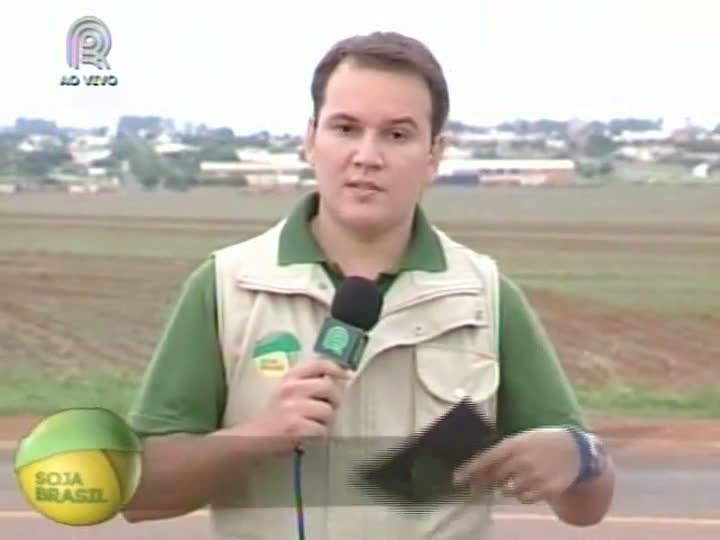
(60, 75), (118, 87)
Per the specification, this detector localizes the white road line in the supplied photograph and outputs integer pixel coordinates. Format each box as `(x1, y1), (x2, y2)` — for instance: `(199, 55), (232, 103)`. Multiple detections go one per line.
(0, 510), (719, 526)
(3, 439), (720, 452)
(495, 512), (720, 526)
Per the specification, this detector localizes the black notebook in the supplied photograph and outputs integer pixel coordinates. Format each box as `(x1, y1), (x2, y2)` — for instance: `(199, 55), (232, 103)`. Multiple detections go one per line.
(350, 399), (501, 512)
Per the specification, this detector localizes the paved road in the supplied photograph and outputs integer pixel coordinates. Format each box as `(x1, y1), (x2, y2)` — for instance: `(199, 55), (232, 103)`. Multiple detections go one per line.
(2, 456), (719, 539)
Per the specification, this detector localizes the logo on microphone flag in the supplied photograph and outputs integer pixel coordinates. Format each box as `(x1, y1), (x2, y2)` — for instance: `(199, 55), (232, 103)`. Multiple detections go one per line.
(252, 331), (301, 377)
(322, 325), (350, 356)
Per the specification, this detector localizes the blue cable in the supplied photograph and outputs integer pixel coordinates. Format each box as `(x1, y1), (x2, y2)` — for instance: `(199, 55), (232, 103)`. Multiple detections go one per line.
(293, 446), (306, 540)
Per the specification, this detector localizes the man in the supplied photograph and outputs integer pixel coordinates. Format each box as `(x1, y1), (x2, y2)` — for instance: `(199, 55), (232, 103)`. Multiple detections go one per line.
(122, 31), (615, 538)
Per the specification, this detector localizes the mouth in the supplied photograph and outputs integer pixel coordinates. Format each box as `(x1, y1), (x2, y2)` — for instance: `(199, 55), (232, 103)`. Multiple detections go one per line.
(345, 180), (383, 192)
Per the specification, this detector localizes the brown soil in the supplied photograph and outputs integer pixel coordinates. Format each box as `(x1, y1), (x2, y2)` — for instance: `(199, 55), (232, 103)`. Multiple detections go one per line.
(527, 288), (720, 389)
(1, 208), (719, 458)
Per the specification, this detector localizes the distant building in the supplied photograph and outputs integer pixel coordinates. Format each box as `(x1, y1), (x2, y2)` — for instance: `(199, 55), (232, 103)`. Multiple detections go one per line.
(200, 161), (309, 176)
(693, 162), (710, 179)
(615, 145), (676, 163)
(17, 134), (64, 153)
(612, 130), (673, 145)
(438, 159), (576, 186)
(435, 172), (480, 187)
(44, 171), (121, 193)
(447, 130), (544, 145)
(199, 151), (311, 188)
(69, 135), (113, 165)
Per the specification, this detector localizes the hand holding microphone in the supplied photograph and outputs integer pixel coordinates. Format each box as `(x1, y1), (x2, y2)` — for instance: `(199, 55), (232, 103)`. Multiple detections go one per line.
(247, 359), (352, 454)
(244, 276), (383, 455)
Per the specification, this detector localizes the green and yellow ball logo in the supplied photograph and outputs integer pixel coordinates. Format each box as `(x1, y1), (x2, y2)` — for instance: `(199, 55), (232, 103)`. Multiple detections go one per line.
(13, 407), (143, 526)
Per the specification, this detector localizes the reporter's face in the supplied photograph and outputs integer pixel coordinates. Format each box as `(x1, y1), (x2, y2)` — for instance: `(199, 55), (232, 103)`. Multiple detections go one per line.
(304, 61), (443, 235)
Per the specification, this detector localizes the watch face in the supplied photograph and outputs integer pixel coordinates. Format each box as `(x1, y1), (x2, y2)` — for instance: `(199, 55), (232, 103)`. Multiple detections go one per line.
(587, 435), (605, 475)
(589, 438), (599, 458)
(593, 435), (607, 456)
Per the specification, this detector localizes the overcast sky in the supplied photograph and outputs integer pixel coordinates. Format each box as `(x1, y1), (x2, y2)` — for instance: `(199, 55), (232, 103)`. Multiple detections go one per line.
(1, 0), (718, 134)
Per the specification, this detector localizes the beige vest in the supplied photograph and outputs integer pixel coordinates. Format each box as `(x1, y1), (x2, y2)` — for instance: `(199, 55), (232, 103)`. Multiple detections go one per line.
(209, 219), (501, 540)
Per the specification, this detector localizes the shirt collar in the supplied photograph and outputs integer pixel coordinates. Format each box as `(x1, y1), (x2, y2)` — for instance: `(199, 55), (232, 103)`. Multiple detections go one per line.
(277, 191), (446, 273)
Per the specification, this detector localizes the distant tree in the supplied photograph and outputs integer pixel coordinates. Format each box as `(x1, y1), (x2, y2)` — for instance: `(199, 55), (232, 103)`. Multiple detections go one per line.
(161, 118), (176, 133)
(299, 168), (315, 180)
(445, 120), (488, 134)
(576, 159), (614, 178)
(596, 161), (614, 175)
(117, 116), (165, 137)
(583, 133), (617, 157)
(17, 147), (72, 178)
(497, 120), (530, 134)
(679, 140), (720, 152)
(198, 142), (238, 162)
(112, 136), (133, 160)
(471, 147), (498, 159)
(234, 132), (271, 148)
(0, 138), (19, 175)
(208, 127), (235, 139)
(127, 144), (167, 189)
(713, 124), (720, 134)
(445, 120), (464, 132)
(531, 119), (567, 135)
(608, 118), (662, 134)
(493, 119), (569, 135)
(161, 153), (201, 191)
(15, 118), (58, 135)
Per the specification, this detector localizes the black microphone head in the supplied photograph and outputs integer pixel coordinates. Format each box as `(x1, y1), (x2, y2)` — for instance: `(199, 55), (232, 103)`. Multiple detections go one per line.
(331, 276), (383, 331)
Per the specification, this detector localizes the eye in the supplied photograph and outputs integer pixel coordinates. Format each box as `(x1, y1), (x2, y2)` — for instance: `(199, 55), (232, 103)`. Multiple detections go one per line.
(333, 124), (355, 134)
(389, 129), (410, 141)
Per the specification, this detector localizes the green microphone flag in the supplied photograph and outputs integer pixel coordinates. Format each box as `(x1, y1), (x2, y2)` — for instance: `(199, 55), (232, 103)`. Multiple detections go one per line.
(313, 317), (368, 370)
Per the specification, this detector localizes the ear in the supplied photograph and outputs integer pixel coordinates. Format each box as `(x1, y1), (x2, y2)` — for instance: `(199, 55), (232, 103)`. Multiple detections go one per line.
(429, 133), (447, 168)
(426, 133), (447, 186)
(303, 117), (317, 165)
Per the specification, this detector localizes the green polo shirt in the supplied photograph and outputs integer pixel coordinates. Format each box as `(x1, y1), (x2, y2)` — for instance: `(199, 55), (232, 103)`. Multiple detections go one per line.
(127, 193), (585, 439)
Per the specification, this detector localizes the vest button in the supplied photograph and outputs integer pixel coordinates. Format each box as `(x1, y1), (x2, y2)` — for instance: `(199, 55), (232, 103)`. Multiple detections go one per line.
(318, 282), (328, 290)
(414, 324), (424, 336)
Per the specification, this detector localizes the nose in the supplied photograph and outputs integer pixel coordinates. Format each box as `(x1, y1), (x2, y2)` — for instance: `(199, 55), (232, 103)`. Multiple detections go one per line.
(352, 132), (384, 169)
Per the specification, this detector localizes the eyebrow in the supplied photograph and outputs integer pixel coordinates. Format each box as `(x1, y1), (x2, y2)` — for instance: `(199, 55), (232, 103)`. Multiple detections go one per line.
(326, 113), (358, 123)
(387, 116), (418, 128)
(325, 113), (419, 129)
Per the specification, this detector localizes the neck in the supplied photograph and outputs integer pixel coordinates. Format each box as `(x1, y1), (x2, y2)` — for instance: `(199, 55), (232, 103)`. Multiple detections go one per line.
(311, 207), (414, 280)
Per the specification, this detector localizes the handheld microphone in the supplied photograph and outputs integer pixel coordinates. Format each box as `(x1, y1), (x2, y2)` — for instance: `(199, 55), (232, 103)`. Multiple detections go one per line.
(294, 276), (383, 540)
(312, 276), (384, 370)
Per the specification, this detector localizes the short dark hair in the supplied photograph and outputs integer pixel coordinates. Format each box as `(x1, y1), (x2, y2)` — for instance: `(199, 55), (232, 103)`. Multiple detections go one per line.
(310, 32), (450, 138)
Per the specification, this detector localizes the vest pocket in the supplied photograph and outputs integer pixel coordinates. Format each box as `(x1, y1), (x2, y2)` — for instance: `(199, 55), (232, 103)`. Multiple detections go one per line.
(404, 344), (501, 519)
(414, 343), (499, 432)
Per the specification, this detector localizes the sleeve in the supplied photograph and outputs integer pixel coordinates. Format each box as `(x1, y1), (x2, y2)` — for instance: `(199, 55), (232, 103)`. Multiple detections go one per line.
(125, 256), (227, 436)
(495, 274), (587, 438)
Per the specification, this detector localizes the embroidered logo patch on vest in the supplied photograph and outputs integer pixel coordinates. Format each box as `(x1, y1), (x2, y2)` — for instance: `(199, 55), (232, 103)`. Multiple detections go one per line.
(251, 331), (301, 377)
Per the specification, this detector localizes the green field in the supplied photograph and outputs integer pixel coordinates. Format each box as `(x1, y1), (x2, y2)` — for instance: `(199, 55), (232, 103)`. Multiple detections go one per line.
(1, 184), (719, 419)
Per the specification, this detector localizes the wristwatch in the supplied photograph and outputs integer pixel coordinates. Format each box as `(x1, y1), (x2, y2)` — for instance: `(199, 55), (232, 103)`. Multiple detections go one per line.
(565, 425), (606, 484)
